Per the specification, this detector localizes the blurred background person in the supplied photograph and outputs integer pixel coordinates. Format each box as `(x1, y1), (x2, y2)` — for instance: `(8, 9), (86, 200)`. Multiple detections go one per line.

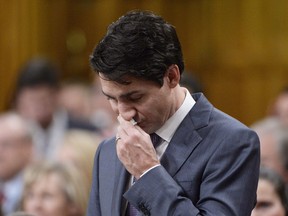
(180, 71), (204, 94)
(89, 75), (118, 138)
(251, 117), (288, 183)
(12, 57), (99, 159)
(8, 212), (35, 216)
(268, 87), (288, 128)
(251, 166), (288, 216)
(58, 78), (118, 139)
(54, 129), (101, 193)
(21, 162), (87, 216)
(58, 81), (93, 124)
(0, 112), (34, 215)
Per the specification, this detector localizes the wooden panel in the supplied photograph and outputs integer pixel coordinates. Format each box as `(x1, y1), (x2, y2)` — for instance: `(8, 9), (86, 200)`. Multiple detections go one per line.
(0, 1), (24, 110)
(1, 0), (288, 126)
(0, 0), (68, 111)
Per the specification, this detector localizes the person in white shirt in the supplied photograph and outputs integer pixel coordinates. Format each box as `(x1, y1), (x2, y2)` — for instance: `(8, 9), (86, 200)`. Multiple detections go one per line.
(0, 112), (34, 215)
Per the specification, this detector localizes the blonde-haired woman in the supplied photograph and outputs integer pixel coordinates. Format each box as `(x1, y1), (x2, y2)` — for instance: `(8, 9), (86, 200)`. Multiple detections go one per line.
(21, 162), (88, 216)
(55, 129), (101, 192)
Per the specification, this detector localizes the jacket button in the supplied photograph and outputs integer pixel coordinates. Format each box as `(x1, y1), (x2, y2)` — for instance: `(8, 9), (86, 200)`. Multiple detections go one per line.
(138, 203), (150, 216)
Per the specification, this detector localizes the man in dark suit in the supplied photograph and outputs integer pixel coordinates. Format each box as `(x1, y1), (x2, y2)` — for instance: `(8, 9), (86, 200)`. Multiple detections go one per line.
(87, 10), (260, 216)
(13, 57), (99, 159)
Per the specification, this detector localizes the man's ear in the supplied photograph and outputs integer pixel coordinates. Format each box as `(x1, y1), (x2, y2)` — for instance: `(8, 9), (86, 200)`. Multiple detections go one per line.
(165, 64), (181, 88)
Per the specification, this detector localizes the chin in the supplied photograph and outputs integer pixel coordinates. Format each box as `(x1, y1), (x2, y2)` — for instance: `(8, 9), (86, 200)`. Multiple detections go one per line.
(138, 124), (148, 133)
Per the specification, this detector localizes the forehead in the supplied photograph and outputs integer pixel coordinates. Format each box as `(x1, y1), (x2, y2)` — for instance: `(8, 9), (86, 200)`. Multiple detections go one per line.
(99, 75), (159, 95)
(257, 179), (276, 196)
(32, 172), (63, 189)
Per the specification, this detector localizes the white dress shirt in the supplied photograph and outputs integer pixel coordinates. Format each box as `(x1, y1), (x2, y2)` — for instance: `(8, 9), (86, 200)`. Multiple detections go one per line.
(141, 88), (195, 177)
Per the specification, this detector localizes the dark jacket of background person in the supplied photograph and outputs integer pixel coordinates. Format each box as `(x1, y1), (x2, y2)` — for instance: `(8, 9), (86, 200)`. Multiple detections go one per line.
(12, 57), (98, 159)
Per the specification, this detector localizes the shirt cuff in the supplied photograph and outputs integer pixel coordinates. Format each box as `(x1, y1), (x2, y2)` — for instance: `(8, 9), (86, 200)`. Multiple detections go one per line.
(140, 164), (161, 178)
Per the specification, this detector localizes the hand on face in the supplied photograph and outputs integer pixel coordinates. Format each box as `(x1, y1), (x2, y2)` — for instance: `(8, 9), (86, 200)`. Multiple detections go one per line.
(116, 115), (160, 179)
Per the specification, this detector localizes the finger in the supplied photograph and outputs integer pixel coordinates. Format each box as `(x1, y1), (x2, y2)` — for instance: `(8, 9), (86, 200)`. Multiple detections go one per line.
(117, 115), (139, 135)
(116, 124), (129, 142)
(133, 123), (146, 136)
(117, 115), (149, 142)
(117, 115), (135, 128)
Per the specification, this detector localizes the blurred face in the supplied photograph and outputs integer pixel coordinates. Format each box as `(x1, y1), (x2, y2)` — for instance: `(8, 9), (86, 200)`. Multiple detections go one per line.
(58, 85), (92, 120)
(251, 179), (285, 216)
(15, 86), (57, 128)
(0, 124), (32, 181)
(274, 94), (288, 126)
(259, 134), (286, 180)
(23, 173), (76, 216)
(99, 68), (181, 134)
(92, 76), (117, 123)
(56, 146), (80, 169)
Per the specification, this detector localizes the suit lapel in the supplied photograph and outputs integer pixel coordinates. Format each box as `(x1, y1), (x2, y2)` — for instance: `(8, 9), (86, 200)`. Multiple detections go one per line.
(160, 93), (212, 177)
(160, 116), (202, 177)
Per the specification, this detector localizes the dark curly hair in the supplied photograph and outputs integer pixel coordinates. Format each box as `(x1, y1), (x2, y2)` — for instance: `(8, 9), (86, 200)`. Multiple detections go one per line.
(90, 10), (184, 86)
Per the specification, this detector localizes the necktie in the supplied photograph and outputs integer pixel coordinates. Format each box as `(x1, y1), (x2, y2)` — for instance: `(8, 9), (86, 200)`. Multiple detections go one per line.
(150, 133), (161, 148)
(126, 133), (161, 216)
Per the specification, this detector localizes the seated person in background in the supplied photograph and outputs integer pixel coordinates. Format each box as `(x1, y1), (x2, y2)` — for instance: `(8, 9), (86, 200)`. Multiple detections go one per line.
(21, 162), (87, 216)
(8, 212), (35, 216)
(251, 166), (288, 216)
(0, 112), (34, 215)
(90, 75), (118, 138)
(268, 86), (288, 128)
(180, 71), (204, 94)
(55, 129), (101, 191)
(251, 117), (288, 183)
(12, 57), (98, 159)
(58, 81), (93, 124)
(58, 80), (117, 139)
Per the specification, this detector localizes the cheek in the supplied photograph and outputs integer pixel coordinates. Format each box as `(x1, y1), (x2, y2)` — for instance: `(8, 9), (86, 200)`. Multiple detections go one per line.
(147, 95), (166, 112)
(273, 201), (286, 215)
(23, 200), (33, 212)
(43, 197), (69, 215)
(137, 103), (166, 127)
(109, 101), (118, 114)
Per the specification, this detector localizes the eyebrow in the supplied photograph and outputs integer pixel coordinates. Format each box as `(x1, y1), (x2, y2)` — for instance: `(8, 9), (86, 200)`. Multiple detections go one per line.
(102, 90), (141, 100)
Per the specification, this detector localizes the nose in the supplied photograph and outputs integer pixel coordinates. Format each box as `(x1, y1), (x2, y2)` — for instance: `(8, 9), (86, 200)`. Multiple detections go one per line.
(117, 101), (136, 121)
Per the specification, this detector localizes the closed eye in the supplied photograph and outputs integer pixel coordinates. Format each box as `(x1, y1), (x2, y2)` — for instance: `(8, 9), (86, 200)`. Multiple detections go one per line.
(129, 95), (142, 102)
(256, 201), (273, 209)
(106, 95), (116, 101)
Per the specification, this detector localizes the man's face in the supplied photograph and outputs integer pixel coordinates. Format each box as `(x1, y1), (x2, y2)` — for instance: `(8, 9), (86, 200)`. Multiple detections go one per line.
(15, 85), (57, 128)
(99, 75), (175, 134)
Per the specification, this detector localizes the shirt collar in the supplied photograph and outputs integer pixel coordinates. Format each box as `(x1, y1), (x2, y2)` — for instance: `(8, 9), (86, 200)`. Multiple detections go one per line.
(156, 88), (195, 142)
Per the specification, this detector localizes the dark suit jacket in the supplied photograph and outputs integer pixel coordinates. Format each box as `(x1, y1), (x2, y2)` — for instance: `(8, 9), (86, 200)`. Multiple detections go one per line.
(87, 93), (260, 216)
